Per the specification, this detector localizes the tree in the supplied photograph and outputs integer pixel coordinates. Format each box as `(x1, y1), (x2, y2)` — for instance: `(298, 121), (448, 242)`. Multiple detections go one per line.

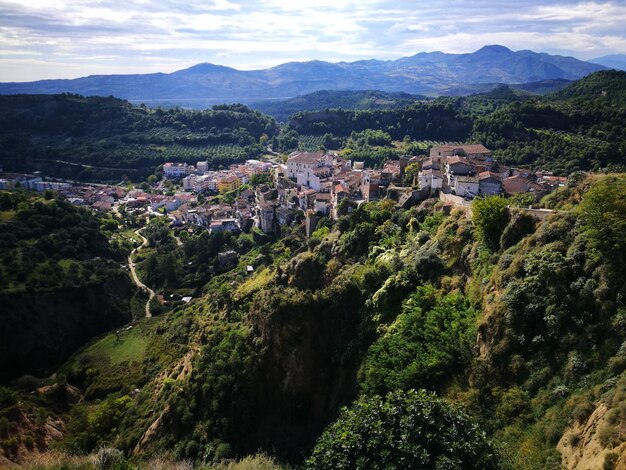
(403, 163), (420, 186)
(472, 196), (509, 250)
(306, 389), (499, 470)
(579, 175), (626, 265)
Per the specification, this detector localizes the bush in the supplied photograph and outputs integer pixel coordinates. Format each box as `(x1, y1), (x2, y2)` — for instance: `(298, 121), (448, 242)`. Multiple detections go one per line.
(472, 196), (509, 250)
(306, 389), (499, 469)
(91, 447), (131, 470)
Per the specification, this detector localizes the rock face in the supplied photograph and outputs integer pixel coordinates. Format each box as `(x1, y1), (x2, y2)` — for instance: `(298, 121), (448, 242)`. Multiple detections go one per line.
(558, 403), (626, 469)
(0, 274), (134, 382)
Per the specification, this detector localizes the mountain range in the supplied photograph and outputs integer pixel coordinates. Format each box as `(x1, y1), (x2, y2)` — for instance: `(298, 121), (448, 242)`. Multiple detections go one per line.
(0, 45), (608, 104)
(591, 54), (626, 71)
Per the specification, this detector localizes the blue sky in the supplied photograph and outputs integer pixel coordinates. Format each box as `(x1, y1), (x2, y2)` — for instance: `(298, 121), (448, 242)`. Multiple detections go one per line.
(1, 0), (625, 81)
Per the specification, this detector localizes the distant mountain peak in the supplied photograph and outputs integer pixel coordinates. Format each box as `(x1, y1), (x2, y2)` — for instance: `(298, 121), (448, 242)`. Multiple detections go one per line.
(172, 63), (237, 75)
(475, 45), (513, 54)
(0, 46), (606, 102)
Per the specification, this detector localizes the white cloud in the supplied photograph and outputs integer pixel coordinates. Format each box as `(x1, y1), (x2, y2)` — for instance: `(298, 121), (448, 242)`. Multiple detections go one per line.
(0, 0), (624, 81)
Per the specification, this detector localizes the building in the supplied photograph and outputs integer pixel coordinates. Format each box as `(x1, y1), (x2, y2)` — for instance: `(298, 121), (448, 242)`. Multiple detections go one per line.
(503, 175), (531, 195)
(446, 156), (473, 176)
(196, 161), (209, 173)
(287, 151), (332, 180)
(418, 169), (443, 194)
(478, 171), (503, 195)
(163, 163), (190, 179)
(452, 176), (480, 197)
(210, 218), (239, 233)
(430, 144), (491, 160)
(258, 202), (276, 234)
(217, 175), (241, 193)
(296, 166), (332, 191)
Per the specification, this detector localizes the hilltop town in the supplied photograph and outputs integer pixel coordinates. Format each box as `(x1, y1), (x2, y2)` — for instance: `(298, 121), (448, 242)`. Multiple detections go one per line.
(0, 143), (570, 239)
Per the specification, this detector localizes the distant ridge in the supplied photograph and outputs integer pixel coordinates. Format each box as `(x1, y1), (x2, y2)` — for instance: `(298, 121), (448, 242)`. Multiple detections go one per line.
(0, 45), (606, 104)
(590, 54), (626, 71)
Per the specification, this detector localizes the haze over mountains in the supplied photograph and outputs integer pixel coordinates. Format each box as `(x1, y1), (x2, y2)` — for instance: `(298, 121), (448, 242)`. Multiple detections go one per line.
(0, 45), (608, 104)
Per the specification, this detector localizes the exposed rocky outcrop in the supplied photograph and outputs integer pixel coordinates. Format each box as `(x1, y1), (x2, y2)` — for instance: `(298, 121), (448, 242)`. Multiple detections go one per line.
(558, 403), (626, 470)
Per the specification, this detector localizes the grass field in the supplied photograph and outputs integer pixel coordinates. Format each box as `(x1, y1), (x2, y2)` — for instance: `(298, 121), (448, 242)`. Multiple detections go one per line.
(89, 329), (148, 365)
(234, 267), (273, 301)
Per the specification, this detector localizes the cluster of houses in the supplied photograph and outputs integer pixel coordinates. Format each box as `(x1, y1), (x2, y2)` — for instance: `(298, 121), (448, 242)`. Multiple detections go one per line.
(0, 170), (127, 211)
(1, 143), (570, 238)
(165, 159), (273, 194)
(0, 171), (71, 192)
(415, 144), (567, 199)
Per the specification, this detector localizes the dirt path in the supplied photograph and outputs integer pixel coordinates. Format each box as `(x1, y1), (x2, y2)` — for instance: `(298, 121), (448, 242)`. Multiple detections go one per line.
(128, 228), (155, 318)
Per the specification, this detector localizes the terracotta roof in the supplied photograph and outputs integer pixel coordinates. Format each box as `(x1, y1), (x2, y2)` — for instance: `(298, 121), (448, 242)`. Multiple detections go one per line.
(447, 156), (469, 166)
(288, 151), (325, 164)
(435, 144), (491, 154)
(478, 171), (501, 181)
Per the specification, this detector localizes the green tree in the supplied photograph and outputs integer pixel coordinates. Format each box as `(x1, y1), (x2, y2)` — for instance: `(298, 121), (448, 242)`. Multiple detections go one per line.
(306, 389), (499, 470)
(578, 175), (626, 265)
(472, 195), (509, 250)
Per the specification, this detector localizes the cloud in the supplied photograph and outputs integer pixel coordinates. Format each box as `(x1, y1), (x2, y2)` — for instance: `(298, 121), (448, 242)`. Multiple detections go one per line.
(0, 0), (624, 81)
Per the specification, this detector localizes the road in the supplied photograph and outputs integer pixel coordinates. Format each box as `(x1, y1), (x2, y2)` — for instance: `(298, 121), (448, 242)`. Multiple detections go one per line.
(128, 228), (155, 318)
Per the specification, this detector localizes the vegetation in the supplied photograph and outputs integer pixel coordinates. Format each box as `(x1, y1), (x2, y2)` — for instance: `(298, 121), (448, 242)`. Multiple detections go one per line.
(0, 95), (278, 181)
(2, 70), (626, 470)
(289, 71), (626, 172)
(0, 191), (136, 380)
(306, 389), (499, 469)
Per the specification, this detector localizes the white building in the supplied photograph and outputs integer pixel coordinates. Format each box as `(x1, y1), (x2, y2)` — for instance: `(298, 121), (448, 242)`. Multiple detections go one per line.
(287, 151), (333, 180)
(163, 162), (190, 179)
(196, 161), (209, 173)
(418, 169), (443, 194)
(452, 176), (480, 198)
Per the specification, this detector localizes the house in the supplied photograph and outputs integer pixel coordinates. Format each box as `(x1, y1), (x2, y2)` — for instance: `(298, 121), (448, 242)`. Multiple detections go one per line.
(196, 161), (209, 173)
(313, 193), (331, 216)
(276, 207), (295, 226)
(296, 165), (332, 191)
(163, 162), (190, 179)
(446, 156), (473, 176)
(418, 169), (443, 194)
(217, 175), (241, 193)
(503, 175), (531, 195)
(452, 176), (480, 198)
(381, 160), (401, 184)
(478, 171), (503, 195)
(210, 218), (239, 233)
(91, 201), (112, 211)
(430, 144), (491, 160)
(287, 151), (332, 180)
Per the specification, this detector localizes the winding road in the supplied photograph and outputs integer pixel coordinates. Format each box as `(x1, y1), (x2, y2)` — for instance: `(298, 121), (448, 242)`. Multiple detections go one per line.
(128, 228), (155, 318)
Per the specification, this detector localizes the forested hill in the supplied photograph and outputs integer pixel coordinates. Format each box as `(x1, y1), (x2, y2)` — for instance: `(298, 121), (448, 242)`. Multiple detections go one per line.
(289, 70), (626, 173)
(251, 90), (423, 121)
(3, 173), (626, 469)
(0, 94), (278, 181)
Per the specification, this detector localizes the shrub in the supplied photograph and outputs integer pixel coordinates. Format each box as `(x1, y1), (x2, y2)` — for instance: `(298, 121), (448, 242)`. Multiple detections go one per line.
(91, 447), (132, 470)
(472, 196), (509, 250)
(306, 389), (499, 469)
(604, 452), (619, 470)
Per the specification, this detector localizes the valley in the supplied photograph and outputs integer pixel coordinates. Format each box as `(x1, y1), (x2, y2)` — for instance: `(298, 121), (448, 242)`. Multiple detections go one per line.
(0, 70), (625, 470)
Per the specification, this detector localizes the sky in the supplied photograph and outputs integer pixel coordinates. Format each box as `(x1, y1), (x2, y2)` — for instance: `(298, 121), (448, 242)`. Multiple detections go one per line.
(1, 0), (625, 82)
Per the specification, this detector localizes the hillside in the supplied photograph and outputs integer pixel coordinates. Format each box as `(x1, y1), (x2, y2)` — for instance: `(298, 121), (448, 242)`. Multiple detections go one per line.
(251, 90), (423, 121)
(0, 95), (278, 181)
(0, 46), (605, 104)
(288, 71), (626, 172)
(2, 174), (626, 470)
(0, 192), (138, 381)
